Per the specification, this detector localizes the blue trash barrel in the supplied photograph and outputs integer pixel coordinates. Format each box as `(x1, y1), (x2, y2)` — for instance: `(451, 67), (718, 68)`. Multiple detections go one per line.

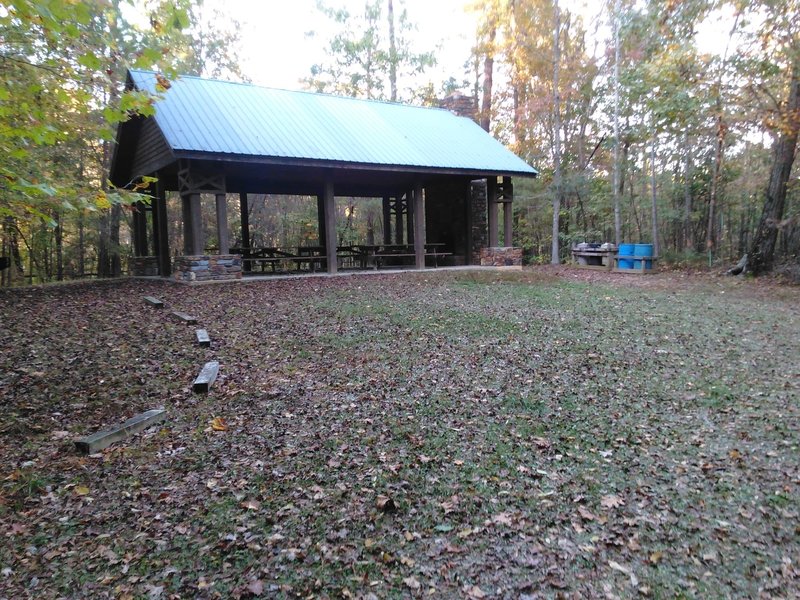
(618, 243), (635, 269)
(633, 243), (653, 270)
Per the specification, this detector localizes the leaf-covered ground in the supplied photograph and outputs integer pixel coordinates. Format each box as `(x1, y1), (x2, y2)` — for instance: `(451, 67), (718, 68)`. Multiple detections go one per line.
(1, 268), (798, 599)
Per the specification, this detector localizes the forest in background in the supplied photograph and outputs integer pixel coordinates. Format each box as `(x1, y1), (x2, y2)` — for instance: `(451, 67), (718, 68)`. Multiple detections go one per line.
(1, 0), (798, 285)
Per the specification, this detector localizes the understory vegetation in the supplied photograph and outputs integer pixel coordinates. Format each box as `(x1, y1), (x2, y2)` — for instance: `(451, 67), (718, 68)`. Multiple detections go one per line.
(0, 269), (798, 597)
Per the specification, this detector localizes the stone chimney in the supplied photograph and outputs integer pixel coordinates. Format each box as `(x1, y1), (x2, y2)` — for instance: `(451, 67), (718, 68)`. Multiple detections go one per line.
(439, 92), (478, 122)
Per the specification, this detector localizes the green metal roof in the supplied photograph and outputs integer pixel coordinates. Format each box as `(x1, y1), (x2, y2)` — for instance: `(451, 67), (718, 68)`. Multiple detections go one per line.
(128, 70), (538, 177)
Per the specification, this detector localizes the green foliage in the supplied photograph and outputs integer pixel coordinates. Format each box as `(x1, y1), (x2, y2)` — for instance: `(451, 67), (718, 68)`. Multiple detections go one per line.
(305, 0), (435, 101)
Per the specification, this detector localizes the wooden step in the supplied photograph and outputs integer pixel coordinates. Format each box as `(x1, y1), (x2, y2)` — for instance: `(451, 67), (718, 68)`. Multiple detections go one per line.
(193, 361), (219, 393)
(196, 329), (211, 347)
(172, 310), (198, 325)
(143, 296), (164, 308)
(75, 408), (166, 454)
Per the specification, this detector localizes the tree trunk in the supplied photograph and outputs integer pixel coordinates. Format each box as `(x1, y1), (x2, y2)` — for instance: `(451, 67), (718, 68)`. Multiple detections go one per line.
(612, 0), (622, 245)
(388, 0), (397, 102)
(55, 210), (63, 281)
(706, 113), (725, 254)
(551, 0), (562, 264)
(683, 129), (692, 251)
(480, 26), (495, 133)
(650, 134), (659, 256)
(748, 63), (800, 274)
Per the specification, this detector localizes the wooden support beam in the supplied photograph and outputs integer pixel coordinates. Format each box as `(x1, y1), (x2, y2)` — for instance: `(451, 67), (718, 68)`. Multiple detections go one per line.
(193, 361), (219, 393)
(196, 328), (211, 347)
(406, 190), (415, 245)
(382, 196), (392, 244)
(317, 194), (326, 248)
(487, 177), (498, 247)
(503, 176), (513, 246)
(395, 198), (404, 244)
(154, 179), (171, 277)
(323, 180), (337, 274)
(239, 193), (251, 272)
(74, 408), (166, 454)
(182, 193), (203, 255)
(143, 296), (164, 308)
(413, 183), (426, 269)
(132, 202), (148, 256)
(215, 193), (229, 255)
(172, 310), (197, 324)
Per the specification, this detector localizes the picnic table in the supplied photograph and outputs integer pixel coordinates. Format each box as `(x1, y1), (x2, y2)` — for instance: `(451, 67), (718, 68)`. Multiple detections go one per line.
(353, 243), (451, 269)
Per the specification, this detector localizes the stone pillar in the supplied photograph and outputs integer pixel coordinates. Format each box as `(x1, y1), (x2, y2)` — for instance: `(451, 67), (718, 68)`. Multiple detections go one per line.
(382, 196), (392, 244)
(215, 193), (229, 255)
(323, 180), (337, 274)
(413, 183), (425, 269)
(239, 193), (251, 273)
(487, 177), (498, 247)
(469, 180), (488, 265)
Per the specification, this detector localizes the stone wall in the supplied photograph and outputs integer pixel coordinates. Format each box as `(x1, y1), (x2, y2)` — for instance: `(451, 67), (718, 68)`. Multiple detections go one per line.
(480, 246), (523, 267)
(129, 256), (160, 277)
(470, 180), (488, 264)
(173, 254), (242, 283)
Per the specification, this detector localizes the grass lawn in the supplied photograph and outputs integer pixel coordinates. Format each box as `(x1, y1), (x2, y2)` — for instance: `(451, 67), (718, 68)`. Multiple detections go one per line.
(0, 268), (798, 598)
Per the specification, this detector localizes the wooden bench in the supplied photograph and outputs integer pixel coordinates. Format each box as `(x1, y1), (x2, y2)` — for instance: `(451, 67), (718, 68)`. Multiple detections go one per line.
(613, 255), (659, 273)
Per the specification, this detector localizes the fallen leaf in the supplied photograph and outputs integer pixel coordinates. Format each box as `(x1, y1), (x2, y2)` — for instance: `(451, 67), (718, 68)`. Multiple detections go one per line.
(211, 417), (228, 431)
(463, 584), (486, 598)
(601, 494), (625, 509)
(403, 576), (421, 591)
(246, 579), (264, 595)
(376, 494), (396, 512)
(399, 555), (415, 567)
(241, 499), (260, 511)
(74, 485), (90, 496)
(649, 551), (663, 565)
(578, 506), (595, 521)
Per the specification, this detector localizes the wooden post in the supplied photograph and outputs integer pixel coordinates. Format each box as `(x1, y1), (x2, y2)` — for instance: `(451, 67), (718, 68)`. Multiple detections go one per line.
(413, 182), (425, 269)
(151, 192), (160, 259)
(382, 196), (392, 244)
(317, 194), (326, 247)
(215, 193), (229, 254)
(323, 180), (337, 274)
(406, 190), (414, 245)
(503, 177), (513, 247)
(154, 179), (170, 276)
(182, 193), (203, 255)
(133, 202), (148, 256)
(487, 177), (498, 247)
(395, 198), (404, 245)
(239, 193), (251, 272)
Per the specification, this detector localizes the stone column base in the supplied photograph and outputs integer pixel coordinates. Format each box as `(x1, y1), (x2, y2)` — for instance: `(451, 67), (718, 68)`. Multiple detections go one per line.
(129, 256), (160, 276)
(173, 255), (242, 283)
(479, 246), (523, 267)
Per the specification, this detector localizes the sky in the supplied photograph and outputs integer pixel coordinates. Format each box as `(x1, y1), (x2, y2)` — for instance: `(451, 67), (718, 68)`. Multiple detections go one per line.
(207, 0), (481, 91)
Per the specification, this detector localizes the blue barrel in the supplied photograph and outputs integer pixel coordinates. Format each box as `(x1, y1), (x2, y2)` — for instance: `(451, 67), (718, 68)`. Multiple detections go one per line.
(633, 244), (653, 270)
(618, 243), (635, 269)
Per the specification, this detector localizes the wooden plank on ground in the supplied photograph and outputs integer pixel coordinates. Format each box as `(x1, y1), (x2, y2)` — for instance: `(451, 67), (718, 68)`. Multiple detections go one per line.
(196, 328), (211, 347)
(143, 296), (164, 308)
(74, 408), (166, 454)
(193, 361), (219, 393)
(172, 310), (197, 324)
